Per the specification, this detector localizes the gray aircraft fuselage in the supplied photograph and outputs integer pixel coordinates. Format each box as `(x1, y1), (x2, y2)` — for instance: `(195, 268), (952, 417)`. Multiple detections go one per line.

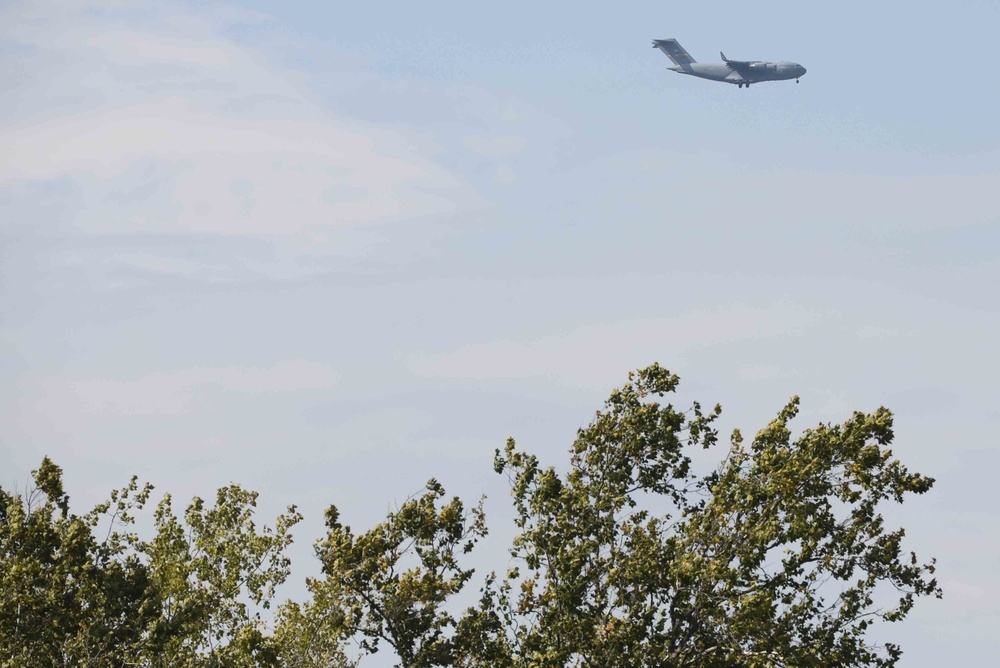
(652, 38), (806, 88)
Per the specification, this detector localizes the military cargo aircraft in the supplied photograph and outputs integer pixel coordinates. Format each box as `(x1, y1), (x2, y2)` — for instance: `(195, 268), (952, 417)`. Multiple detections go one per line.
(652, 38), (806, 88)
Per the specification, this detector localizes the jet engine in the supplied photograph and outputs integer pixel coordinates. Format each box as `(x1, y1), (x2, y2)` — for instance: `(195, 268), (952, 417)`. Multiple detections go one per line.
(749, 62), (777, 71)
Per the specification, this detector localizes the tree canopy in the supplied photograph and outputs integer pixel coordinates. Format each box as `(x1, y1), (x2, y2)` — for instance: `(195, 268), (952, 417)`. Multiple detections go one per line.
(478, 365), (939, 668)
(1, 364), (939, 667)
(0, 459), (307, 667)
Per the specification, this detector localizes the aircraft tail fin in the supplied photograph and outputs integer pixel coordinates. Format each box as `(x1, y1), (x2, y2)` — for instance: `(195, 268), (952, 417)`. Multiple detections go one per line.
(652, 39), (696, 67)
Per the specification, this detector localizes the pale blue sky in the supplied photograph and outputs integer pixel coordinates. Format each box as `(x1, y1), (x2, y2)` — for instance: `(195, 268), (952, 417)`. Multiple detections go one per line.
(2, 0), (998, 664)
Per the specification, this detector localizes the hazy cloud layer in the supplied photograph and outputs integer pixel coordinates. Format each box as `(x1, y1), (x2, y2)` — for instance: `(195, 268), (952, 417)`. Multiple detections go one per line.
(33, 360), (340, 417)
(0, 0), (482, 247)
(410, 301), (818, 388)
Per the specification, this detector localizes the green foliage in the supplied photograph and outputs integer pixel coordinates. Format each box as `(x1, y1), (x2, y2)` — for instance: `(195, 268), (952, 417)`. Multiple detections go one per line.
(0, 458), (307, 667)
(476, 364), (940, 668)
(1, 364), (939, 668)
(0, 458), (158, 667)
(142, 485), (303, 666)
(273, 598), (357, 668)
(311, 480), (488, 668)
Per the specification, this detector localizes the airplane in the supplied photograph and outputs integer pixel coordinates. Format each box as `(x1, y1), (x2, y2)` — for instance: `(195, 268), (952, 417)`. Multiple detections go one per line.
(652, 38), (806, 88)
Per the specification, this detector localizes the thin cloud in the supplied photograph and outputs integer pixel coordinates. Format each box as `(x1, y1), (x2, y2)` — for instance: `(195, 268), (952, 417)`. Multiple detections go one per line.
(0, 0), (483, 243)
(460, 134), (528, 159)
(409, 302), (819, 388)
(31, 361), (341, 418)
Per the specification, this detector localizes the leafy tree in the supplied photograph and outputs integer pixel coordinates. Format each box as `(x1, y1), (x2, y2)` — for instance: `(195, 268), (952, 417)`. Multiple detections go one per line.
(0, 458), (157, 667)
(1, 364), (940, 668)
(310, 479), (487, 668)
(142, 484), (303, 666)
(273, 597), (357, 668)
(475, 364), (940, 668)
(0, 458), (309, 667)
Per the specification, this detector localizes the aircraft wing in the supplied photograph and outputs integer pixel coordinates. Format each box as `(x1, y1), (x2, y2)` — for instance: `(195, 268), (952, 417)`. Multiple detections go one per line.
(720, 51), (754, 74)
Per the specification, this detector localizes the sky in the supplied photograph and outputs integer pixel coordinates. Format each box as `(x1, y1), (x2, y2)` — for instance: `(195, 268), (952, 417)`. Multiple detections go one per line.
(2, 0), (999, 663)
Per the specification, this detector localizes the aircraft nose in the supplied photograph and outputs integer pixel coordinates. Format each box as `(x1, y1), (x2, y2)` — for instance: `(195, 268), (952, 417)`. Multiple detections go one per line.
(799, 66), (807, 77)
